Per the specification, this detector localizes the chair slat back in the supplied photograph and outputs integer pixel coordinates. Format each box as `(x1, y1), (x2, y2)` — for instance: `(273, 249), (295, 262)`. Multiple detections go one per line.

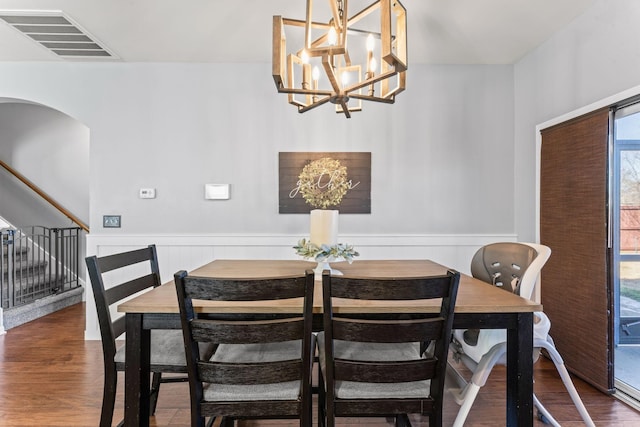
(190, 317), (305, 344)
(182, 275), (308, 301)
(85, 245), (161, 360)
(322, 269), (459, 392)
(330, 276), (453, 300)
(198, 359), (303, 385)
(334, 359), (438, 383)
(95, 246), (159, 274)
(175, 270), (315, 387)
(104, 274), (158, 306)
(332, 316), (445, 343)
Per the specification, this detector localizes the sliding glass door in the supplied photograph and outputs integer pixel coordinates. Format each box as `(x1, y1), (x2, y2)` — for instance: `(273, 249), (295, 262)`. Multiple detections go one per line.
(613, 103), (640, 402)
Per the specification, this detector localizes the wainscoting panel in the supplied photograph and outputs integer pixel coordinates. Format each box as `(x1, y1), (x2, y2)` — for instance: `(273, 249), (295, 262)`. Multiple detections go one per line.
(83, 233), (516, 340)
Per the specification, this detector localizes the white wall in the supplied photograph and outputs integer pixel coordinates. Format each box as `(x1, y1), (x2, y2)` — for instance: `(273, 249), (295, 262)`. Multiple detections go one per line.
(514, 0), (640, 241)
(0, 62), (515, 237)
(0, 102), (89, 228)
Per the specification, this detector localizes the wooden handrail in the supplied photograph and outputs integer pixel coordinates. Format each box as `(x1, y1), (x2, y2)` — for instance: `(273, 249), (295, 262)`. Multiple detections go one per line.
(0, 159), (89, 232)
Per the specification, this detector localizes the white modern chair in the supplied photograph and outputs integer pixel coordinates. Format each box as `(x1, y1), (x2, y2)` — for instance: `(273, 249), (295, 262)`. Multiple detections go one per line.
(447, 242), (595, 427)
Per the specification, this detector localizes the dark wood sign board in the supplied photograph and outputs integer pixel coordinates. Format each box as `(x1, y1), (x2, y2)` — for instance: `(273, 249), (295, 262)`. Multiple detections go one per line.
(278, 152), (371, 214)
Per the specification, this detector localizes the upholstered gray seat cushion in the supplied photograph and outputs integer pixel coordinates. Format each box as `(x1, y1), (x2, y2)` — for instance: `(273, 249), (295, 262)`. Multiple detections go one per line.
(203, 380), (301, 401)
(114, 329), (187, 367)
(211, 340), (301, 363)
(317, 332), (431, 399)
(203, 340), (303, 401)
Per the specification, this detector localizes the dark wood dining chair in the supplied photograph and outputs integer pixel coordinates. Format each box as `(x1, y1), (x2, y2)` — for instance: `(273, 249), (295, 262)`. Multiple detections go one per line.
(174, 269), (316, 427)
(317, 269), (460, 427)
(86, 245), (189, 427)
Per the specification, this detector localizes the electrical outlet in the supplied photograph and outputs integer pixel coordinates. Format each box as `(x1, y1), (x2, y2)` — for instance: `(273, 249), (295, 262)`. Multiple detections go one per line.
(103, 215), (121, 228)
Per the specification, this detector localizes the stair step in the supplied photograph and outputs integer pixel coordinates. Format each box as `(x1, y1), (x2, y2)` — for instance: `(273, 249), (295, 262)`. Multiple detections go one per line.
(3, 286), (84, 330)
(2, 245), (29, 257)
(13, 273), (65, 290)
(2, 259), (48, 277)
(7, 274), (66, 306)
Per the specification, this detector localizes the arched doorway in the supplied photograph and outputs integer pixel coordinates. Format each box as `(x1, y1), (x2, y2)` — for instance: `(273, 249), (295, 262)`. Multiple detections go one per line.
(0, 97), (89, 328)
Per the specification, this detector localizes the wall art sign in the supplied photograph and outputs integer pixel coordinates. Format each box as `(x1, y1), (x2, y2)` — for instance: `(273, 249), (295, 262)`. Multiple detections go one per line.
(279, 152), (371, 214)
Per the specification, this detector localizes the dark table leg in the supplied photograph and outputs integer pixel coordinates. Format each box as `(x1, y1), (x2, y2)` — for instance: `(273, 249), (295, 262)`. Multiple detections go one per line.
(125, 313), (151, 427)
(506, 312), (534, 427)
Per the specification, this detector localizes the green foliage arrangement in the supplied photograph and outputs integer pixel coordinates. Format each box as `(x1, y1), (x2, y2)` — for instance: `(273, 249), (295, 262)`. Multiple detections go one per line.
(293, 238), (360, 263)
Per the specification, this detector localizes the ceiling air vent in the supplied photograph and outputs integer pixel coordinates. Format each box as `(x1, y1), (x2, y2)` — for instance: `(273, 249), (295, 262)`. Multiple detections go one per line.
(0, 10), (117, 59)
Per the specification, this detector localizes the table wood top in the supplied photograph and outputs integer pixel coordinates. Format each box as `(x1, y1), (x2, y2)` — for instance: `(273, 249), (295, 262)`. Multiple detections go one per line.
(118, 259), (542, 315)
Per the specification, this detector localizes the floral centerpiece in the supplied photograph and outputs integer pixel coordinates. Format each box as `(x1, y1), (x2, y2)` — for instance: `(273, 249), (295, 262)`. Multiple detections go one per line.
(293, 157), (360, 275)
(294, 239), (359, 263)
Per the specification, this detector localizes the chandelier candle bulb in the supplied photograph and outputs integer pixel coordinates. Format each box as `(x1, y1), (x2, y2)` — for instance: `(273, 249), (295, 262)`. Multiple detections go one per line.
(328, 26), (337, 46)
(312, 66), (320, 102)
(301, 50), (310, 89)
(310, 209), (338, 247)
(366, 34), (374, 73)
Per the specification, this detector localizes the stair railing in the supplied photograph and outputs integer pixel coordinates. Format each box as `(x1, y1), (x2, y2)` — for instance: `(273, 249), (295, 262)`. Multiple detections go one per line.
(1, 226), (81, 309)
(0, 160), (88, 232)
(1, 229), (15, 309)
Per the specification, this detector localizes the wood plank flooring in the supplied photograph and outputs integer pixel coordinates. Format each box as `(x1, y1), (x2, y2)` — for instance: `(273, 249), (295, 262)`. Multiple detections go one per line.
(0, 303), (638, 426)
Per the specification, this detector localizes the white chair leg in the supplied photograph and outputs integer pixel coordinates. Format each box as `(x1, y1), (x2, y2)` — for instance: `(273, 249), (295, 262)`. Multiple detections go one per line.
(447, 342), (507, 425)
(533, 393), (561, 426)
(447, 362), (469, 388)
(537, 338), (596, 427)
(446, 362), (471, 405)
(452, 383), (481, 427)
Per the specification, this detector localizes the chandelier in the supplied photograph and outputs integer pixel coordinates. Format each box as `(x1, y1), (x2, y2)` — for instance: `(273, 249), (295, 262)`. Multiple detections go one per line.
(272, 0), (407, 118)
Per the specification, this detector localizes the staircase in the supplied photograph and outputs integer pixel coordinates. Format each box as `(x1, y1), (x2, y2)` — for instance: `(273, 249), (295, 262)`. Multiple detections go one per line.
(1, 227), (83, 330)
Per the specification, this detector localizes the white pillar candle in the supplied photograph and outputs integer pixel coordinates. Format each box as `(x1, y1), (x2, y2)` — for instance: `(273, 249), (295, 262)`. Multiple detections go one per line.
(309, 209), (338, 247)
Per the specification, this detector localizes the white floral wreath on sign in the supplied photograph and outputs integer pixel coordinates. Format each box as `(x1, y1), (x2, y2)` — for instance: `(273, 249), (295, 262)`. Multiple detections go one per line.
(297, 157), (350, 209)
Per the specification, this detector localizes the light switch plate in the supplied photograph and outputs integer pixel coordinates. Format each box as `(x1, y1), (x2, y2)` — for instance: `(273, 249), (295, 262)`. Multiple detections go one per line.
(103, 215), (121, 228)
(205, 184), (230, 200)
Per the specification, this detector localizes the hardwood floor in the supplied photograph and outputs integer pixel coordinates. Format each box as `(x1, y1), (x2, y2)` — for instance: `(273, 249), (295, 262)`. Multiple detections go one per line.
(0, 303), (638, 426)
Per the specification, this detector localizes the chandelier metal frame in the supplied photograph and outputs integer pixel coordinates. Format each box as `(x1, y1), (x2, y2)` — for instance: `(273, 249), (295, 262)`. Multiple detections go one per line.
(272, 0), (407, 118)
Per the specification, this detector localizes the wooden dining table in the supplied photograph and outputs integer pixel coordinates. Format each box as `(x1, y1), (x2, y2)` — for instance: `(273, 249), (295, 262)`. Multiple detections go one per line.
(118, 259), (541, 427)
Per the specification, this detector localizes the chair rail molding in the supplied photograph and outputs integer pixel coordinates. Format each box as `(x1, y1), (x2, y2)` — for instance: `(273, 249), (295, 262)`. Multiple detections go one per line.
(83, 232), (516, 340)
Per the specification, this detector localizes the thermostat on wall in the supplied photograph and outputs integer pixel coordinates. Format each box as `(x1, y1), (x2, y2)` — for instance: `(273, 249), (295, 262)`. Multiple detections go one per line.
(139, 188), (156, 199)
(205, 184), (230, 200)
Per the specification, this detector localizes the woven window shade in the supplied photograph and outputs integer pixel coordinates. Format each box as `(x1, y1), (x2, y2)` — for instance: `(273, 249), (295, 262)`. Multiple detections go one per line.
(540, 107), (613, 393)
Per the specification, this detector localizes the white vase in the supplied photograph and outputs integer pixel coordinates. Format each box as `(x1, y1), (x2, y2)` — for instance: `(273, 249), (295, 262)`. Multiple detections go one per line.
(309, 209), (339, 246)
(314, 259), (343, 279)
